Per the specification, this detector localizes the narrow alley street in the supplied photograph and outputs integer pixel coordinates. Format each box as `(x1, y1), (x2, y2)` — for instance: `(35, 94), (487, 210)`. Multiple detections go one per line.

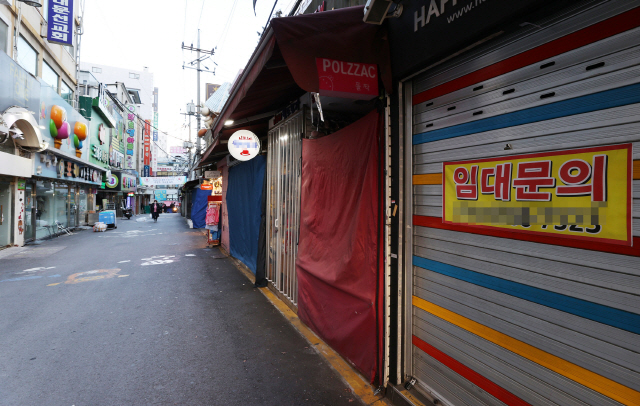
(0, 214), (361, 406)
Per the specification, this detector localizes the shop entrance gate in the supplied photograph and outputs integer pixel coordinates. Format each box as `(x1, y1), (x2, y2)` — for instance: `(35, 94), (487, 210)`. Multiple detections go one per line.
(403, 2), (640, 405)
(266, 111), (304, 305)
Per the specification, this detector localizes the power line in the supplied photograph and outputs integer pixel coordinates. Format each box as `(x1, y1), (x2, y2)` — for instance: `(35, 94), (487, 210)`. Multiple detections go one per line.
(109, 93), (187, 144)
(197, 0), (206, 31)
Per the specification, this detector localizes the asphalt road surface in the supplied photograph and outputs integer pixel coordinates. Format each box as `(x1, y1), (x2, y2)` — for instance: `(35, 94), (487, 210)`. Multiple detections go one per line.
(0, 213), (362, 406)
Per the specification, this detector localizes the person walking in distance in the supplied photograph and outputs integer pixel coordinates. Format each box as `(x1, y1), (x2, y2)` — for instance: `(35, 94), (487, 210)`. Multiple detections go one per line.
(151, 200), (162, 222)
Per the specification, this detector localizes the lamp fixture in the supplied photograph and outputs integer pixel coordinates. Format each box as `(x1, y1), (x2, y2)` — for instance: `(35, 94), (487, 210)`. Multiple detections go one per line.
(224, 120), (234, 126)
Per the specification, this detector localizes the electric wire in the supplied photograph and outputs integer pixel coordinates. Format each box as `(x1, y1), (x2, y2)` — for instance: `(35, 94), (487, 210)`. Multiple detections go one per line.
(197, 0), (206, 31)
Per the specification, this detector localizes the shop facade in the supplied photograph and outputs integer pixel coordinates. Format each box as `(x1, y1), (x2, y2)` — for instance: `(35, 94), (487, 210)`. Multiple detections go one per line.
(0, 50), (51, 247)
(393, 1), (640, 405)
(31, 82), (102, 238)
(196, 7), (393, 386)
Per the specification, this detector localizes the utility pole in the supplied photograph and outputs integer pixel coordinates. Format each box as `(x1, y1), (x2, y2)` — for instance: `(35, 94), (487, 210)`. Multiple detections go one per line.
(181, 32), (215, 170)
(197, 29), (202, 158)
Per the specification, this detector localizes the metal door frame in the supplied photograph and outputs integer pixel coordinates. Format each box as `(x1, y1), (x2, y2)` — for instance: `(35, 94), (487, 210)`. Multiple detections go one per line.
(266, 110), (304, 306)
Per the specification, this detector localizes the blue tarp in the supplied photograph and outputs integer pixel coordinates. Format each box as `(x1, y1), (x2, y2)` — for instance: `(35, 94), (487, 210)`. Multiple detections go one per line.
(226, 155), (266, 274)
(191, 187), (210, 229)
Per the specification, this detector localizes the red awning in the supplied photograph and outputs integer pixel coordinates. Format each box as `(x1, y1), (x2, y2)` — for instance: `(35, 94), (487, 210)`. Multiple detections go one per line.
(271, 6), (392, 95)
(200, 6), (392, 166)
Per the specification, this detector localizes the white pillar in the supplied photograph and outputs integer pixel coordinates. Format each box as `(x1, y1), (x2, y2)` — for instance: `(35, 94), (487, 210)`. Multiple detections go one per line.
(13, 179), (25, 247)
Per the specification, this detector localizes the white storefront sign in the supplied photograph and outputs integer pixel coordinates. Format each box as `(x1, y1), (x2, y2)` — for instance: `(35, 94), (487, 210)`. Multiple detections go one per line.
(228, 130), (260, 161)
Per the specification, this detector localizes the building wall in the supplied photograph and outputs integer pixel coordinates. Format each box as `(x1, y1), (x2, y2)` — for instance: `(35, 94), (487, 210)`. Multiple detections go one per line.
(80, 62), (154, 120)
(1, 0), (78, 102)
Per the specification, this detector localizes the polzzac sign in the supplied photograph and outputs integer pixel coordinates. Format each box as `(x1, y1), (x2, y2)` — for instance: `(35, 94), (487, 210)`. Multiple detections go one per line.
(442, 144), (633, 246)
(315, 58), (378, 99)
(228, 130), (260, 161)
(47, 0), (74, 46)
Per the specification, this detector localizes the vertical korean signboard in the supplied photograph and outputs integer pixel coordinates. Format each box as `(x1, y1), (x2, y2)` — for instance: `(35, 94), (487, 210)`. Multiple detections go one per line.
(125, 105), (136, 169)
(152, 88), (159, 174)
(47, 0), (74, 46)
(143, 120), (151, 177)
(443, 144), (633, 246)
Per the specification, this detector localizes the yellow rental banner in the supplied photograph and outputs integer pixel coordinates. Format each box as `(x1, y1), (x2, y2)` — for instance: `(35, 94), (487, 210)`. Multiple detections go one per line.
(443, 144), (633, 246)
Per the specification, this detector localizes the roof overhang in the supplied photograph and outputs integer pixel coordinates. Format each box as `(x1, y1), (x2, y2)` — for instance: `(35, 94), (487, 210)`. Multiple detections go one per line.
(199, 6), (392, 167)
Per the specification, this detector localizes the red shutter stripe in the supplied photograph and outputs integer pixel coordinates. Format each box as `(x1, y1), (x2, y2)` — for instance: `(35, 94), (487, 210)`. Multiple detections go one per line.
(413, 215), (640, 257)
(412, 7), (640, 106)
(412, 335), (533, 406)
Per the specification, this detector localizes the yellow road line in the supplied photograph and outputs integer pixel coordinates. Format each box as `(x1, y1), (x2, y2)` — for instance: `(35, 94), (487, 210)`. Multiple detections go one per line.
(412, 296), (640, 406)
(46, 283), (60, 287)
(229, 254), (388, 406)
(413, 174), (442, 185)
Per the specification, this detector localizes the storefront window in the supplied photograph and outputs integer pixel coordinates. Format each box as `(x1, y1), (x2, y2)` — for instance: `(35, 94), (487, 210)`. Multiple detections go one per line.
(0, 178), (13, 247)
(35, 181), (71, 238)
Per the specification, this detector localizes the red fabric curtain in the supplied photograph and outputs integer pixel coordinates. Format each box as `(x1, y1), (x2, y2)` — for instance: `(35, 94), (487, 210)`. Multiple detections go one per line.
(296, 110), (381, 382)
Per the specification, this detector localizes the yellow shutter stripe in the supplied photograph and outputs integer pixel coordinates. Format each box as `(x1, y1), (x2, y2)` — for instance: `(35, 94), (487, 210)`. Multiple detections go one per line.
(412, 296), (640, 406)
(413, 173), (442, 185)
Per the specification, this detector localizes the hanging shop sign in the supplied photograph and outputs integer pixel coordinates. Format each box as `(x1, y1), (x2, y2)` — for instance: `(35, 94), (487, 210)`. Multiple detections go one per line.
(47, 0), (74, 46)
(109, 149), (124, 169)
(154, 189), (167, 201)
(143, 120), (151, 177)
(139, 176), (187, 187)
(442, 144), (633, 246)
(121, 173), (137, 192)
(204, 170), (221, 179)
(125, 105), (136, 169)
(93, 84), (117, 128)
(315, 58), (378, 99)
(105, 173), (119, 189)
(388, 0), (547, 78)
(89, 122), (110, 169)
(228, 130), (260, 161)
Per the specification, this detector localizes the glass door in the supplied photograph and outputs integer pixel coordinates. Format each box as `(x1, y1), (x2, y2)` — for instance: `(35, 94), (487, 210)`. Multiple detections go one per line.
(68, 186), (76, 228)
(24, 182), (34, 242)
(0, 179), (13, 247)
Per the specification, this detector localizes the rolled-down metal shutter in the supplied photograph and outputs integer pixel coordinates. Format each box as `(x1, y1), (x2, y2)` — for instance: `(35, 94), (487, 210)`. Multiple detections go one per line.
(407, 2), (640, 405)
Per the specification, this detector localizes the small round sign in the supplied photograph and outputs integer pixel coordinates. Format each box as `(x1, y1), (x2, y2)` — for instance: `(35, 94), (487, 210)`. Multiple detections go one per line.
(228, 130), (260, 161)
